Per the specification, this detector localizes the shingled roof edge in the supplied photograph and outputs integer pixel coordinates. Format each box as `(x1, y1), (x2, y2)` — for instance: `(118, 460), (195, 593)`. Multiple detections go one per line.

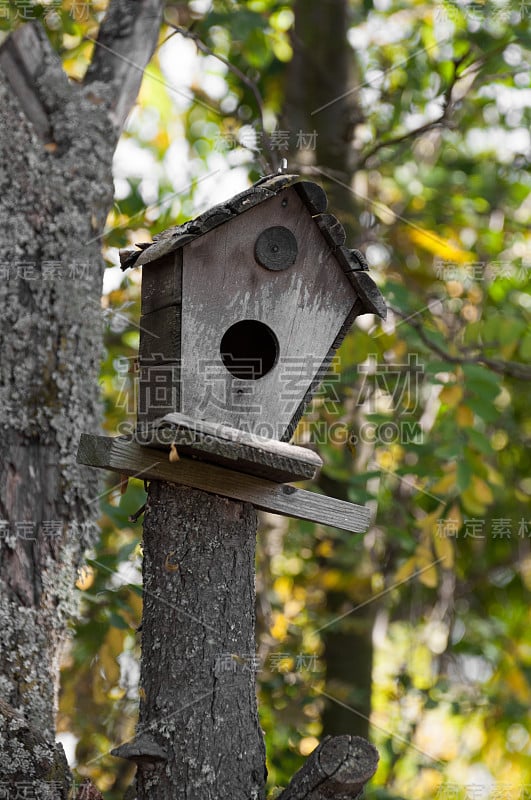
(119, 172), (302, 271)
(117, 173), (386, 319)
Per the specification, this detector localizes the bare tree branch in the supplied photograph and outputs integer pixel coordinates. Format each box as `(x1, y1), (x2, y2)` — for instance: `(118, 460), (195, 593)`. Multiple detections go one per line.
(357, 115), (448, 168)
(167, 23), (277, 173)
(391, 306), (531, 381)
(85, 0), (164, 133)
(357, 50), (473, 168)
(0, 23), (56, 141)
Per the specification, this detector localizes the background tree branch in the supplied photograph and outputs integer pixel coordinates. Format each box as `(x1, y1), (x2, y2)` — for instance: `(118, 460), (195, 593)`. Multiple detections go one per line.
(391, 306), (531, 381)
(85, 0), (164, 133)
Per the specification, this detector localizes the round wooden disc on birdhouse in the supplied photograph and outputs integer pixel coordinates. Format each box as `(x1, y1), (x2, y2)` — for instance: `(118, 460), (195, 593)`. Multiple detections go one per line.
(254, 226), (298, 271)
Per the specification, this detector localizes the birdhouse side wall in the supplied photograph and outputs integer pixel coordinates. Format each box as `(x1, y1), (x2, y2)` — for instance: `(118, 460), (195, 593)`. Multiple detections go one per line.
(138, 250), (183, 426)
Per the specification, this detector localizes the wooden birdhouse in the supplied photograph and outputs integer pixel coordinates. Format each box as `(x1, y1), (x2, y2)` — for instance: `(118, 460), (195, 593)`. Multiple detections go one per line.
(77, 173), (385, 534)
(120, 174), (385, 444)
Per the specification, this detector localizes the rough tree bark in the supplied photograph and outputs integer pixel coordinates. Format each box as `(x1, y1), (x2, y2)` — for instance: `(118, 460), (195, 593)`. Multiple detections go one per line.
(112, 483), (267, 800)
(284, 0), (361, 217)
(278, 735), (379, 800)
(283, 0), (374, 741)
(0, 1), (163, 795)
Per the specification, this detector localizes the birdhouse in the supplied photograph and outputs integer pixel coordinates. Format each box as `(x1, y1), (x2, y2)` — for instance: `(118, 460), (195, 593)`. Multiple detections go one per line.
(120, 174), (385, 445)
(77, 173), (385, 534)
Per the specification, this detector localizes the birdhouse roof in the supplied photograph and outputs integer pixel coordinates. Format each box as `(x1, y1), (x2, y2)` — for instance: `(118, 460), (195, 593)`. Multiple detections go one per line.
(118, 173), (386, 319)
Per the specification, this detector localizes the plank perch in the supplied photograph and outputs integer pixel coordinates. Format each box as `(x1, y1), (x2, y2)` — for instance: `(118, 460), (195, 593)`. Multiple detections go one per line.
(278, 735), (379, 800)
(76, 434), (372, 534)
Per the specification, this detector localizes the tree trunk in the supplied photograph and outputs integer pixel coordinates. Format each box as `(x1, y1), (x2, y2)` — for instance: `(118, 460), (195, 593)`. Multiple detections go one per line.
(320, 619), (375, 740)
(0, 3), (163, 794)
(114, 483), (266, 800)
(284, 0), (361, 218)
(283, 0), (374, 742)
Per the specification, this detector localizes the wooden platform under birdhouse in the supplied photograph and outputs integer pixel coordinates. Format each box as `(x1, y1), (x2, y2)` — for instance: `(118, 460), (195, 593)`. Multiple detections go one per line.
(133, 412), (323, 483)
(76, 433), (371, 534)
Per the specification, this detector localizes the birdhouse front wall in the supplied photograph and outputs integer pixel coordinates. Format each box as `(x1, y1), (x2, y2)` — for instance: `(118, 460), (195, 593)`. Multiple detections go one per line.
(177, 187), (357, 440)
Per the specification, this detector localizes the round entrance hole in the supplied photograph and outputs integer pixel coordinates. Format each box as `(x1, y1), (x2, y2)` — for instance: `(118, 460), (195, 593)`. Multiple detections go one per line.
(220, 320), (279, 380)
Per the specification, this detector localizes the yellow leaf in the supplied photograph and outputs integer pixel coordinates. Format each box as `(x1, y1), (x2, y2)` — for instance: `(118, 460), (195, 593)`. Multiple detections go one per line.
(486, 466), (504, 486)
(274, 576), (293, 602)
(409, 227), (475, 263)
(394, 556), (417, 584)
(445, 503), (462, 535)
(471, 475), (494, 505)
(439, 384), (463, 407)
(377, 450), (396, 471)
(461, 487), (486, 516)
(505, 667), (531, 703)
(418, 562), (438, 588)
(416, 504), (446, 532)
(430, 471), (457, 495)
(433, 531), (455, 569)
(456, 405), (474, 427)
(76, 565), (94, 591)
(270, 613), (289, 641)
(321, 569), (344, 590)
(316, 540), (333, 558)
(417, 544), (435, 566)
(299, 737), (319, 756)
(99, 643), (120, 684)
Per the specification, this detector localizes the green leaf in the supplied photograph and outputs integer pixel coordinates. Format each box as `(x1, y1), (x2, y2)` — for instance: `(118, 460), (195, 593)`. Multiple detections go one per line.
(466, 396), (500, 423)
(108, 612), (131, 631)
(467, 428), (494, 455)
(457, 459), (473, 491)
(520, 331), (531, 361)
(461, 364), (500, 386)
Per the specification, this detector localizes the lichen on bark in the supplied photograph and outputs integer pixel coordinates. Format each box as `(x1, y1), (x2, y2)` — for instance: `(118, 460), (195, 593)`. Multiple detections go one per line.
(0, 3), (164, 793)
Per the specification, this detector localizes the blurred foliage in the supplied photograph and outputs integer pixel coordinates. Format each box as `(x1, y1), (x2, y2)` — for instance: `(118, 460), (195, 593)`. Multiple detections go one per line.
(3, 0), (529, 797)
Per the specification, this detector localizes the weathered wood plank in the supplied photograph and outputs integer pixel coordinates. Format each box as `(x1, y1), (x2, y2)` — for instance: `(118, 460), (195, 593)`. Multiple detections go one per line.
(136, 233), (195, 268)
(294, 181), (328, 215)
(137, 362), (181, 424)
(140, 251), (182, 315)
(257, 173), (300, 193)
(139, 304), (181, 362)
(282, 298), (364, 442)
(136, 412), (322, 483)
(336, 246), (369, 273)
(194, 204), (234, 232)
(345, 271), (387, 319)
(77, 434), (371, 534)
(314, 213), (347, 247)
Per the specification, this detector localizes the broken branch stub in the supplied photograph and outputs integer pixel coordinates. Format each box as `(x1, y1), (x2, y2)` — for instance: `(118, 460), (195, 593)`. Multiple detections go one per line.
(278, 735), (379, 800)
